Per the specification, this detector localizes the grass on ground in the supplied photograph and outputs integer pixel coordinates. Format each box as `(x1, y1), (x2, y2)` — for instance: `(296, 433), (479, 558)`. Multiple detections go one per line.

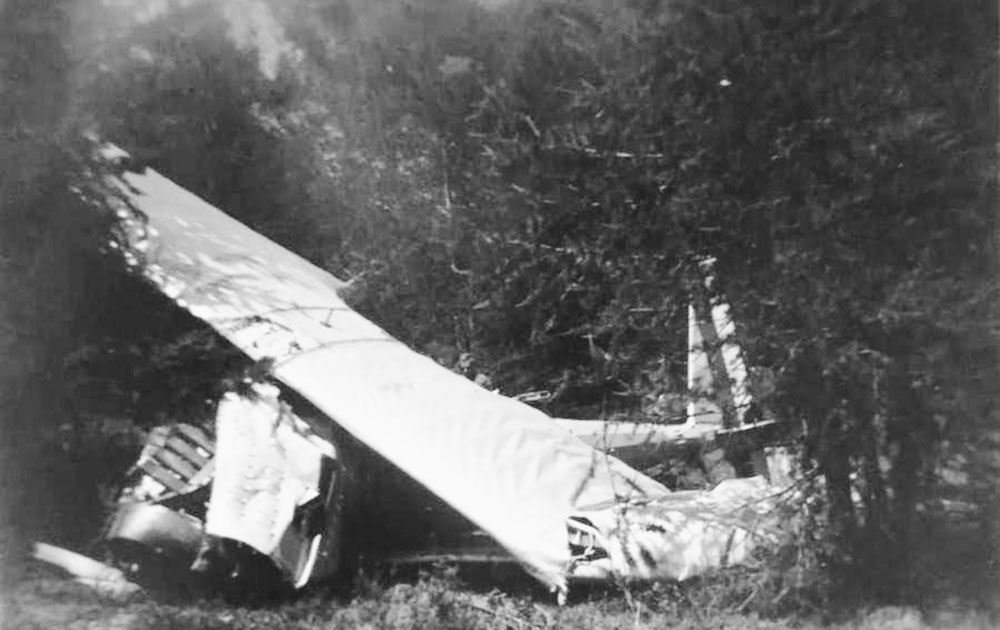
(1, 562), (995, 630)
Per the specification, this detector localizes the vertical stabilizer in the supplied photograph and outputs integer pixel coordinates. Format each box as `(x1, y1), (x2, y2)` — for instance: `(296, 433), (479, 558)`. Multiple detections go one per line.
(686, 261), (752, 426)
(687, 303), (723, 424)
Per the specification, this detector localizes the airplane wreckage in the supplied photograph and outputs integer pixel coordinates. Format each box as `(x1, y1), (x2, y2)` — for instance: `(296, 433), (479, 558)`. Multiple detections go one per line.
(35, 143), (795, 602)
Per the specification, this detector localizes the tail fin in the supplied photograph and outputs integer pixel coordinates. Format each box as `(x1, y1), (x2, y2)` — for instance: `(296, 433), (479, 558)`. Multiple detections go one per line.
(686, 261), (752, 427)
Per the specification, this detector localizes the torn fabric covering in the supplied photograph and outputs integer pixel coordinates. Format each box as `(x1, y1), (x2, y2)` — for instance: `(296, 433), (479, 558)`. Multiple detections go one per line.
(567, 476), (780, 581)
(99, 153), (671, 592)
(206, 384), (324, 561)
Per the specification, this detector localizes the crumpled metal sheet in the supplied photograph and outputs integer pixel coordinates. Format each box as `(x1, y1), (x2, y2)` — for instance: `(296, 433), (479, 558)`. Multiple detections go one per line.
(206, 384), (324, 559)
(568, 476), (780, 581)
(101, 153), (671, 594)
(206, 384), (342, 585)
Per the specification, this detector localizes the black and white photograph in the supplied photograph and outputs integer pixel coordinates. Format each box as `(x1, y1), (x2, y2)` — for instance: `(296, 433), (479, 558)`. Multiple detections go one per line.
(0, 0), (996, 628)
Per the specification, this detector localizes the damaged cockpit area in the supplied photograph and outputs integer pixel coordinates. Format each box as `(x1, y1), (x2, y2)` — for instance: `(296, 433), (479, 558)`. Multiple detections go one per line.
(37, 142), (793, 602)
(104, 386), (347, 593)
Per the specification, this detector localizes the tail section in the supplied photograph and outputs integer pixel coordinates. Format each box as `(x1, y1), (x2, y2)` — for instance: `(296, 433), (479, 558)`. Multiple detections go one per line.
(686, 259), (753, 427)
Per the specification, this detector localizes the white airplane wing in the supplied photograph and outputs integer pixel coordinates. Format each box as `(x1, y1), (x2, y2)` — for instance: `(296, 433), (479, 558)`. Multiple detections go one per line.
(96, 148), (670, 594)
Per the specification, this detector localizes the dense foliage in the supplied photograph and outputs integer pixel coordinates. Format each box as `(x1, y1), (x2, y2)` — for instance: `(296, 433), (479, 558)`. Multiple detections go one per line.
(1, 0), (996, 608)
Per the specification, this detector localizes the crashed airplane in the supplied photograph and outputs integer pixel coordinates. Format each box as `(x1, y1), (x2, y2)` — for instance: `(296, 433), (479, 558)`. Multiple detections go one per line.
(41, 142), (790, 601)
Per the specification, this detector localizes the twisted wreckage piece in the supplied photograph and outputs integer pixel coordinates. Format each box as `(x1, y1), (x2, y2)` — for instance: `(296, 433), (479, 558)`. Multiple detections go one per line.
(46, 143), (790, 600)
